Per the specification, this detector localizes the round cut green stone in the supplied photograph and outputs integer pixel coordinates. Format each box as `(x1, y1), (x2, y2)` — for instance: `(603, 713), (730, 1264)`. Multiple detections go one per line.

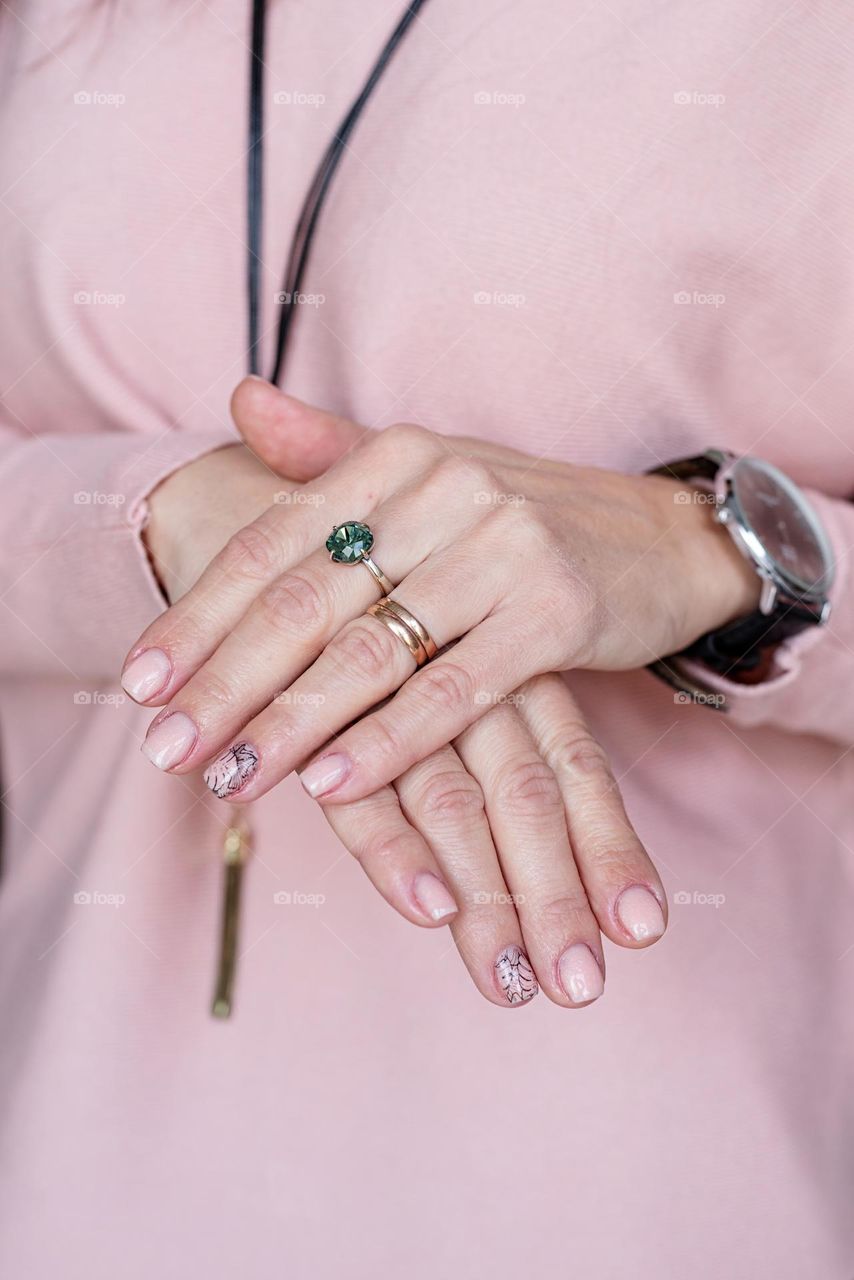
(326, 521), (374, 564)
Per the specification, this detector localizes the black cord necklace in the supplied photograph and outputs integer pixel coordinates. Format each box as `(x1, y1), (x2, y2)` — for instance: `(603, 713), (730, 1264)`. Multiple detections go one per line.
(246, 0), (430, 383)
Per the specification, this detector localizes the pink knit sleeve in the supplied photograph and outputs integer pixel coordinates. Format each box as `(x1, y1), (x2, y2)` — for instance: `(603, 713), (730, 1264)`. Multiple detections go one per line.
(0, 423), (236, 681)
(678, 488), (854, 744)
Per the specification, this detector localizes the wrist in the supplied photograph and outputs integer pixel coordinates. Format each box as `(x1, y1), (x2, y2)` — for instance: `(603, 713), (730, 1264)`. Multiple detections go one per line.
(653, 475), (762, 638)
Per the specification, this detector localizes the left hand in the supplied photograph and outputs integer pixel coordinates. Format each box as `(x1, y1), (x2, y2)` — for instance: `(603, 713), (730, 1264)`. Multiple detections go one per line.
(123, 378), (758, 805)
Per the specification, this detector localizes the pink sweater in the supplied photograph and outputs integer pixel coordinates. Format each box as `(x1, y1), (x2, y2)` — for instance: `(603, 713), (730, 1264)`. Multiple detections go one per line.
(2, 2), (854, 1276)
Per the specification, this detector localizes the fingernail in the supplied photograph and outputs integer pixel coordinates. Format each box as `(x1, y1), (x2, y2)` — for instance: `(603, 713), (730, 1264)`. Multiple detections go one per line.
(494, 944), (538, 1005)
(204, 742), (259, 798)
(413, 872), (458, 923)
(558, 943), (604, 1004)
(121, 648), (171, 702)
(615, 884), (666, 942)
(299, 753), (351, 798)
(141, 712), (197, 771)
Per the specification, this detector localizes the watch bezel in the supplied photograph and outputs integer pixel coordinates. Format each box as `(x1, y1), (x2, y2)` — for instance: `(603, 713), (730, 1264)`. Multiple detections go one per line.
(716, 454), (835, 609)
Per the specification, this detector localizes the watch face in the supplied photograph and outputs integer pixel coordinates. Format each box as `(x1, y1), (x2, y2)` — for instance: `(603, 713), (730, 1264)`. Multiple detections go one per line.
(729, 457), (834, 596)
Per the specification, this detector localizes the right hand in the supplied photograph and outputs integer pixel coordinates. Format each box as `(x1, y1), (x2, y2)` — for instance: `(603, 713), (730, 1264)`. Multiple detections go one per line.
(132, 387), (667, 1009)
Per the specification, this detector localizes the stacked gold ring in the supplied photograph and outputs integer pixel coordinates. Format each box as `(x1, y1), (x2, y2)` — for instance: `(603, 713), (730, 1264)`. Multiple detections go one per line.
(367, 597), (438, 667)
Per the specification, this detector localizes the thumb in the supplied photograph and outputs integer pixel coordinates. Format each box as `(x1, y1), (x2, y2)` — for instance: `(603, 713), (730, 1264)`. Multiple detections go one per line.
(230, 376), (368, 482)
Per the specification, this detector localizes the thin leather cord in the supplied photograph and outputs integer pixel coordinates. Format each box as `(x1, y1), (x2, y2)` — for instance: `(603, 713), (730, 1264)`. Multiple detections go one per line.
(246, 0), (430, 383)
(247, 0), (266, 373)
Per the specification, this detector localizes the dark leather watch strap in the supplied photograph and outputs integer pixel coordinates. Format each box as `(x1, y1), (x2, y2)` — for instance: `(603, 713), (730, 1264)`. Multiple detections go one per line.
(680, 599), (819, 680)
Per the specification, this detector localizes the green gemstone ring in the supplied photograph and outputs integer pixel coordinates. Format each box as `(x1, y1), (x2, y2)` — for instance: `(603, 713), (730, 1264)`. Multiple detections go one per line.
(326, 521), (395, 595)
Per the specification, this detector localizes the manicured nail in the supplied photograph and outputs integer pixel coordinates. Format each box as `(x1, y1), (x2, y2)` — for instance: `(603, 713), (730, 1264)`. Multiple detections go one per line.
(299, 753), (350, 798)
(204, 742), (259, 798)
(616, 884), (666, 942)
(558, 943), (604, 1004)
(494, 944), (538, 1005)
(121, 648), (171, 702)
(413, 872), (458, 922)
(141, 712), (197, 771)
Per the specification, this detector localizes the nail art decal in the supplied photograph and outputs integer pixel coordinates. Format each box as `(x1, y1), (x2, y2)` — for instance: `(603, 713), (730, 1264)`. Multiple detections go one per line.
(495, 945), (537, 1004)
(204, 743), (259, 798)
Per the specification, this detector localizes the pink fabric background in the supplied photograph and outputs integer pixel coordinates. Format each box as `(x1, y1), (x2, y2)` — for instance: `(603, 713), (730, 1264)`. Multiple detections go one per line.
(1, 2), (854, 1275)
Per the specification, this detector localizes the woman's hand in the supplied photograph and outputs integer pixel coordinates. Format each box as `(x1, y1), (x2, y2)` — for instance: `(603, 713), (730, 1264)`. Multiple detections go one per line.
(123, 378), (759, 804)
(142, 442), (289, 605)
(127, 385), (670, 1008)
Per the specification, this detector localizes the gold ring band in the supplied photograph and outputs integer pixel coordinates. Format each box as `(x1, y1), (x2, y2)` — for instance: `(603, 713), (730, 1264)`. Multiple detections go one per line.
(379, 598), (438, 661)
(360, 555), (395, 597)
(366, 598), (436, 667)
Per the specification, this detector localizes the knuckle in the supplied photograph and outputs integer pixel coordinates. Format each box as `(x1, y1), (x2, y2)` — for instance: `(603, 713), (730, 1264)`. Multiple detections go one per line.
(258, 571), (330, 634)
(410, 662), (475, 715)
(552, 734), (614, 785)
(376, 421), (438, 465)
(432, 455), (498, 500)
(493, 757), (563, 815)
(534, 888), (595, 932)
(220, 522), (282, 582)
(330, 620), (401, 682)
(350, 829), (418, 869)
(413, 767), (485, 823)
(190, 667), (239, 715)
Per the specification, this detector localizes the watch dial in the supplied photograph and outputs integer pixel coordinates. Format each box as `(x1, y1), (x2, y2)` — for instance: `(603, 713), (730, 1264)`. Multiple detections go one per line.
(730, 457), (834, 595)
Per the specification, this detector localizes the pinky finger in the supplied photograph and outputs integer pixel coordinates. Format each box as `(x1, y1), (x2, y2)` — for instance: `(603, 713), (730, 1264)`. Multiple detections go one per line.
(317, 784), (460, 928)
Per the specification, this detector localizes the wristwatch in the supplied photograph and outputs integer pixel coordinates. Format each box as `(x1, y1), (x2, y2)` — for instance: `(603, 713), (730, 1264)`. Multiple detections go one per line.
(649, 449), (835, 705)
